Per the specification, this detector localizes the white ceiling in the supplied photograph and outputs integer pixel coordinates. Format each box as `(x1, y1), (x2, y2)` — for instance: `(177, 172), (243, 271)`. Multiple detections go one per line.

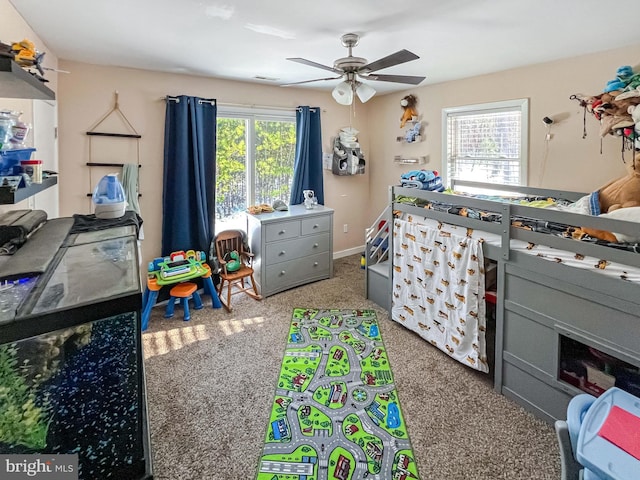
(9, 0), (640, 96)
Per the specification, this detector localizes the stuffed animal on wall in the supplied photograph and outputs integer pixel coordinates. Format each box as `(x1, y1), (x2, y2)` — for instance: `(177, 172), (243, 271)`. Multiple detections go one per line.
(400, 94), (418, 128)
(404, 121), (422, 143)
(597, 152), (640, 213)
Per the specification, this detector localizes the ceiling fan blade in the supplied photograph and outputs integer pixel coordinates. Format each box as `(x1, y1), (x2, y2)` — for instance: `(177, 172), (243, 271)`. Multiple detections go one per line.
(363, 73), (425, 85)
(280, 76), (343, 86)
(287, 57), (342, 74)
(361, 49), (419, 73)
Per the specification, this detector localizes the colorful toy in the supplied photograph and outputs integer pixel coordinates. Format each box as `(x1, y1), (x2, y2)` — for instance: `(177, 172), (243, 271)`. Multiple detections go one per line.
(400, 169), (444, 191)
(147, 250), (209, 286)
(224, 250), (241, 272)
(571, 64), (640, 143)
(142, 249), (220, 330)
(0, 38), (48, 82)
(404, 121), (422, 143)
(400, 94), (418, 128)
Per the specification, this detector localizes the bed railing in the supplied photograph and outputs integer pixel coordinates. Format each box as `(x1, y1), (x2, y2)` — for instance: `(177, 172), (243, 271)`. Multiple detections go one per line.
(391, 181), (640, 270)
(365, 206), (391, 268)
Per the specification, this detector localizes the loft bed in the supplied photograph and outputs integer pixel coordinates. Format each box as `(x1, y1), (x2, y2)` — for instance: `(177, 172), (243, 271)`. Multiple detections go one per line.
(384, 180), (640, 423)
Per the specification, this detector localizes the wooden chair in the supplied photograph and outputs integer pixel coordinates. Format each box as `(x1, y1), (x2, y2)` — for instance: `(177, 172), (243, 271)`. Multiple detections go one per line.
(214, 229), (262, 312)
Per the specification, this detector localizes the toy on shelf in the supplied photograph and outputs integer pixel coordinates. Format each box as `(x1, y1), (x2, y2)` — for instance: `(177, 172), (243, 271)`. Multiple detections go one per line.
(570, 64), (640, 148)
(402, 121), (422, 143)
(0, 38), (48, 81)
(400, 94), (418, 128)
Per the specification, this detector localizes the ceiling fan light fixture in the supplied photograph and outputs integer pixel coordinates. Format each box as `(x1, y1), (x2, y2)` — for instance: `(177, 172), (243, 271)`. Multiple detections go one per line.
(355, 82), (376, 103)
(332, 81), (353, 105)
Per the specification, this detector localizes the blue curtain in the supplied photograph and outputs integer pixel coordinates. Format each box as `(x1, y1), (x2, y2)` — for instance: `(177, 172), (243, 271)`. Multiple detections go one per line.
(162, 95), (216, 256)
(290, 106), (324, 205)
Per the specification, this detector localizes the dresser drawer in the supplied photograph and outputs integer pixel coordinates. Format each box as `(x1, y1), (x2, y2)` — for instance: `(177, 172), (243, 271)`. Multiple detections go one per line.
(301, 215), (331, 236)
(264, 233), (330, 265)
(264, 220), (300, 242)
(265, 252), (331, 292)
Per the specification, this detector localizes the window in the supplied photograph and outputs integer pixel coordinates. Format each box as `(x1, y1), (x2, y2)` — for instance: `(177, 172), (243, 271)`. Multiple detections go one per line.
(442, 99), (528, 187)
(215, 107), (296, 231)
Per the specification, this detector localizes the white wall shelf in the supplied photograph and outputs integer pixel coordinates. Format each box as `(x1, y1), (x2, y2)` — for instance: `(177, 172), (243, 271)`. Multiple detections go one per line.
(394, 155), (426, 165)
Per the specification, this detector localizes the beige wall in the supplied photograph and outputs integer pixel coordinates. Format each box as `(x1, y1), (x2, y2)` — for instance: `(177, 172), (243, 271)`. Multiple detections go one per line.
(57, 61), (372, 266)
(4, 0), (640, 268)
(366, 43), (640, 220)
(0, 0), (58, 215)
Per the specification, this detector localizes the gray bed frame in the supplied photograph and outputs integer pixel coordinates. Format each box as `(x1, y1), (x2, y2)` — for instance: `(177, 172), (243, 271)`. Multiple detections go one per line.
(386, 180), (640, 424)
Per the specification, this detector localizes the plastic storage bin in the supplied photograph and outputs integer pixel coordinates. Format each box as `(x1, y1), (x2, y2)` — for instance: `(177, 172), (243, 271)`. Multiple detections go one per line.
(0, 147), (36, 175)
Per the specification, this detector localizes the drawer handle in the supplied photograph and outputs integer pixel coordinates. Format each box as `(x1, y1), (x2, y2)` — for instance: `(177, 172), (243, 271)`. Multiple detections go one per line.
(313, 243), (318, 248)
(279, 230), (286, 235)
(280, 270), (286, 276)
(313, 224), (319, 229)
(279, 250), (286, 255)
(313, 262), (318, 266)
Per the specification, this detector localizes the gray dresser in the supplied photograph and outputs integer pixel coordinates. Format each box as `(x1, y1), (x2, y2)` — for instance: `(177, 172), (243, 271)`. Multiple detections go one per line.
(247, 204), (334, 297)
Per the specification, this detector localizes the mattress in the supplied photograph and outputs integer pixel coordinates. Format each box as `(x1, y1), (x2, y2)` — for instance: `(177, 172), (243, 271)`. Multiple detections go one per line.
(398, 213), (640, 284)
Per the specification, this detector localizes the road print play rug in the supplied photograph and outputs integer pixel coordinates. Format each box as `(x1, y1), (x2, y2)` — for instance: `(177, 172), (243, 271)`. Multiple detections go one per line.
(256, 308), (420, 480)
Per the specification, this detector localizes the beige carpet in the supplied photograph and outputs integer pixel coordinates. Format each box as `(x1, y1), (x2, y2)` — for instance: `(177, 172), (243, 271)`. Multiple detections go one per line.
(142, 255), (561, 479)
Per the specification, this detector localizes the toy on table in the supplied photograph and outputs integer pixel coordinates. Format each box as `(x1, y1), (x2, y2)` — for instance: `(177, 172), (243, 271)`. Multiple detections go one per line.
(141, 249), (221, 330)
(148, 249), (208, 285)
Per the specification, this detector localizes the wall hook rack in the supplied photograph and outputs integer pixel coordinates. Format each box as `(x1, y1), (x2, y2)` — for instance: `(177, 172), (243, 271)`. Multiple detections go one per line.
(86, 90), (141, 138)
(85, 91), (143, 210)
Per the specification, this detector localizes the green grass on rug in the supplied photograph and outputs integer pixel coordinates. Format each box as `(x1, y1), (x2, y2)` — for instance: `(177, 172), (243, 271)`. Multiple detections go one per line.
(256, 308), (420, 480)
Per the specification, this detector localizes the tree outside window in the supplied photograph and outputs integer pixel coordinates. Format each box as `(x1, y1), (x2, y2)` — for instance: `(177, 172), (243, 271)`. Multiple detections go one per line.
(216, 109), (295, 232)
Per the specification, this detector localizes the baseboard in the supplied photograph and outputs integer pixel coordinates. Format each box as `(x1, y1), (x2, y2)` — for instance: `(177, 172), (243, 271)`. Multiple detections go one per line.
(334, 245), (364, 259)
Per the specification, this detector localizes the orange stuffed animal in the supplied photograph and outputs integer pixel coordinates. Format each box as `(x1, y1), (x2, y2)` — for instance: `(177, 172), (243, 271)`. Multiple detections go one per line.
(597, 152), (640, 213)
(579, 152), (640, 242)
(400, 94), (418, 128)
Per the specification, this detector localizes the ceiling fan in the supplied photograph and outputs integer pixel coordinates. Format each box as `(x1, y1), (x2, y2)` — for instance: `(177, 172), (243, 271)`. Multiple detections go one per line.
(283, 33), (426, 105)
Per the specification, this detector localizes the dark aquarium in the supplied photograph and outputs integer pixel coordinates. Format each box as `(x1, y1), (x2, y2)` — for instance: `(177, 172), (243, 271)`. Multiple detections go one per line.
(0, 313), (146, 479)
(0, 224), (151, 479)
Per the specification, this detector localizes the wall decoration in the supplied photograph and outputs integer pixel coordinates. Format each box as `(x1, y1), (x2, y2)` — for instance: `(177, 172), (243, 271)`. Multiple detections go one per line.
(397, 94), (422, 143)
(332, 127), (365, 175)
(571, 64), (640, 153)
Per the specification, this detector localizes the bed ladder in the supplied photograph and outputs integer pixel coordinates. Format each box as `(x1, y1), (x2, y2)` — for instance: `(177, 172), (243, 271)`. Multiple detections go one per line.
(364, 205), (392, 310)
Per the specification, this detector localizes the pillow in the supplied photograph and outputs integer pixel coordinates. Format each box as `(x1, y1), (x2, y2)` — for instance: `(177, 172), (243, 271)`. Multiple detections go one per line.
(582, 207), (640, 243)
(602, 207), (640, 242)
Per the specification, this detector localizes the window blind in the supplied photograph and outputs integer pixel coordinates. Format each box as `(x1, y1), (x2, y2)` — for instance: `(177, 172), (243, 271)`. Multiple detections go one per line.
(446, 109), (522, 186)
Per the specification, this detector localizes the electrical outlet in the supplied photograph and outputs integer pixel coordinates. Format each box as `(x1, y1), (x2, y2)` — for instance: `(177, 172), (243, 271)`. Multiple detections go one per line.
(343, 224), (348, 233)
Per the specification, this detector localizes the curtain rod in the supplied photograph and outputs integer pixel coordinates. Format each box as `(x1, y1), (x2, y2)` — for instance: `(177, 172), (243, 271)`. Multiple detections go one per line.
(163, 96), (216, 105)
(161, 97), (322, 112)
(218, 102), (321, 112)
